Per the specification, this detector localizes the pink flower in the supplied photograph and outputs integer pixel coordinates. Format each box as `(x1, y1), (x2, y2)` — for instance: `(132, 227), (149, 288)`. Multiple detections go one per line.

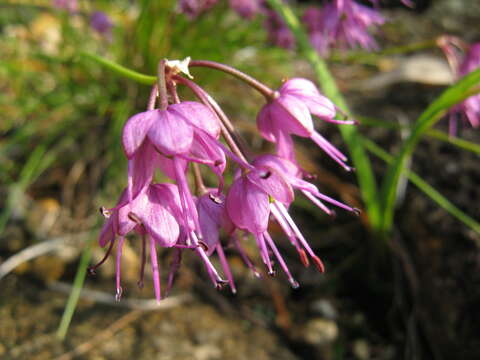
(263, 9), (295, 49)
(257, 78), (355, 170)
(252, 154), (359, 216)
(443, 41), (480, 133)
(303, 0), (385, 55)
(96, 184), (181, 301)
(225, 164), (329, 286)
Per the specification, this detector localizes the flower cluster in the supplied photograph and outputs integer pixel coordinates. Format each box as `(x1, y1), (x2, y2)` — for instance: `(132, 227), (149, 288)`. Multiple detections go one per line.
(93, 58), (358, 301)
(439, 36), (480, 134)
(178, 0), (413, 54)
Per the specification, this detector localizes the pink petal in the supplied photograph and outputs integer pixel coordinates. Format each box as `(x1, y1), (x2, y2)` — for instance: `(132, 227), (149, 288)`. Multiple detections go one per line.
(280, 78), (336, 120)
(98, 216), (115, 247)
(128, 140), (157, 200)
(246, 167), (294, 205)
(197, 193), (225, 255)
(147, 108), (193, 156)
(122, 110), (157, 158)
(274, 94), (313, 137)
(169, 101), (221, 138)
(226, 176), (270, 234)
(144, 186), (180, 247)
(256, 103), (277, 142)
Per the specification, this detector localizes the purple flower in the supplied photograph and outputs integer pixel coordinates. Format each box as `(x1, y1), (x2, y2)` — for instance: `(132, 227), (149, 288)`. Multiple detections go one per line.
(178, 0), (219, 18)
(444, 42), (480, 133)
(96, 184), (181, 301)
(229, 0), (262, 19)
(263, 9), (295, 49)
(257, 78), (355, 170)
(52, 0), (78, 13)
(225, 164), (328, 285)
(303, 0), (385, 55)
(252, 154), (359, 216)
(90, 11), (113, 37)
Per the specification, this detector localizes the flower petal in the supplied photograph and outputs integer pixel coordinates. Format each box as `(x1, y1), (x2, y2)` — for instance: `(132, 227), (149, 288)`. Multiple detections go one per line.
(256, 103), (277, 142)
(280, 78), (336, 120)
(143, 186), (180, 247)
(226, 176), (270, 234)
(169, 101), (221, 138)
(274, 94), (313, 137)
(246, 167), (294, 205)
(148, 108), (194, 156)
(122, 110), (157, 158)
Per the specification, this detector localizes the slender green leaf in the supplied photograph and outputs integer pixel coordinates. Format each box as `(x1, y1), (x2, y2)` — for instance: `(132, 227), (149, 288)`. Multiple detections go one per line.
(380, 68), (480, 234)
(363, 137), (480, 242)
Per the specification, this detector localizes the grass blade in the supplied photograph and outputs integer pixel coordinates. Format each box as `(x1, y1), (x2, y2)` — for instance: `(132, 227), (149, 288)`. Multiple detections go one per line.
(380, 69), (480, 234)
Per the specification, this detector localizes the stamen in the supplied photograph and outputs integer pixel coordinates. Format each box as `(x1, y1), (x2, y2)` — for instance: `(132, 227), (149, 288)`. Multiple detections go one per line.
(264, 232), (299, 289)
(88, 236), (116, 275)
(137, 234), (146, 289)
(216, 243), (237, 294)
(115, 237), (125, 301)
(232, 233), (261, 278)
(298, 248), (310, 267)
(149, 236), (162, 302)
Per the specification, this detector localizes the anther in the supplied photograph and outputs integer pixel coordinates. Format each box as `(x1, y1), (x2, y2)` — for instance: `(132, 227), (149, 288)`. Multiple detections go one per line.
(260, 170), (272, 179)
(312, 255), (325, 273)
(128, 212), (142, 224)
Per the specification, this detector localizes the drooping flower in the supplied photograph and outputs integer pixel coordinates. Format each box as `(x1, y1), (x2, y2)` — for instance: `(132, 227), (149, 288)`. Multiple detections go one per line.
(252, 154), (359, 216)
(257, 78), (355, 170)
(303, 0), (385, 55)
(263, 9), (295, 49)
(440, 39), (480, 133)
(95, 184), (181, 301)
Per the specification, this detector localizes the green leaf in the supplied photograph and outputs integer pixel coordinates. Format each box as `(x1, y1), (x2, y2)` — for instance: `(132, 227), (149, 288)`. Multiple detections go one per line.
(380, 68), (480, 235)
(363, 137), (480, 242)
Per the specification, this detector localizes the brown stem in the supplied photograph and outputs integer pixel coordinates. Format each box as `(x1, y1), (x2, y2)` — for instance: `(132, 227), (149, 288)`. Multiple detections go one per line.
(192, 163), (207, 195)
(157, 60), (169, 110)
(189, 60), (276, 101)
(147, 84), (158, 110)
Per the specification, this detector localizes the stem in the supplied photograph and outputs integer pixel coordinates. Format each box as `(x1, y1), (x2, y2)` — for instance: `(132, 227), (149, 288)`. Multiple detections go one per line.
(192, 163), (208, 195)
(147, 84), (158, 110)
(80, 52), (156, 85)
(157, 60), (169, 110)
(266, 0), (381, 230)
(189, 60), (276, 100)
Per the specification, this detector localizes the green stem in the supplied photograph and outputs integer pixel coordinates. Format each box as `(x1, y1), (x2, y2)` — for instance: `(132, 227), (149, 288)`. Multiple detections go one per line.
(266, 0), (381, 230)
(80, 52), (156, 85)
(56, 235), (94, 340)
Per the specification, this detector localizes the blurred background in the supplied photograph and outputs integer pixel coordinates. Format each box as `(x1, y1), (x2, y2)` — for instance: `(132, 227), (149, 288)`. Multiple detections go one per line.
(1, 0), (479, 359)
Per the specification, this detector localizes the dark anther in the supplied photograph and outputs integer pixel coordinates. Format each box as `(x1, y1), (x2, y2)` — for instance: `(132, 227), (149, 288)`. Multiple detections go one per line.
(214, 160), (223, 166)
(209, 193), (223, 204)
(87, 267), (97, 276)
(198, 241), (209, 252)
(260, 170), (272, 179)
(128, 212), (142, 224)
